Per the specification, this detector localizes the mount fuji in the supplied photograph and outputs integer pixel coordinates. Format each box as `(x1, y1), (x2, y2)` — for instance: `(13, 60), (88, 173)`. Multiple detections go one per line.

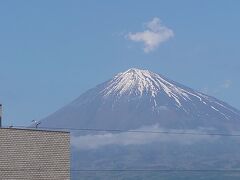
(40, 68), (240, 179)
(40, 68), (240, 132)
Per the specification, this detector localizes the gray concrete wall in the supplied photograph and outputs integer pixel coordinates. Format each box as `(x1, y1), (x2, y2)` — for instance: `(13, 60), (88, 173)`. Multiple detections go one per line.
(0, 128), (70, 180)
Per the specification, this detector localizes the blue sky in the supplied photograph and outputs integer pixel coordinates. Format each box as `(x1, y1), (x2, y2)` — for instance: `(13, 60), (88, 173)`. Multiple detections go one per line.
(0, 0), (240, 126)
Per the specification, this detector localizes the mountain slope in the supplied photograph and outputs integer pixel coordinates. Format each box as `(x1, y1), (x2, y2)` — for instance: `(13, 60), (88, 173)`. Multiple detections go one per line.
(40, 68), (240, 132)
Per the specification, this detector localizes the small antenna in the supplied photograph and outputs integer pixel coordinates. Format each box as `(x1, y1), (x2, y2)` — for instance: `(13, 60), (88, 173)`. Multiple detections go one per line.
(0, 104), (2, 128)
(32, 120), (41, 129)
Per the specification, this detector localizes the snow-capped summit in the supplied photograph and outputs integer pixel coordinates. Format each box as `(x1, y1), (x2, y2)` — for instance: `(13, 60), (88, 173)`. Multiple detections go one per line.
(102, 68), (191, 107)
(102, 68), (170, 97)
(100, 68), (233, 113)
(40, 68), (240, 131)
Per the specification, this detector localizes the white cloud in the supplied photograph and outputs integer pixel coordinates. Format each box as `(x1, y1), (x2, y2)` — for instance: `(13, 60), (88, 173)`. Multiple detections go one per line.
(201, 80), (233, 95)
(71, 124), (218, 150)
(127, 17), (174, 53)
(222, 80), (232, 89)
(201, 87), (209, 94)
